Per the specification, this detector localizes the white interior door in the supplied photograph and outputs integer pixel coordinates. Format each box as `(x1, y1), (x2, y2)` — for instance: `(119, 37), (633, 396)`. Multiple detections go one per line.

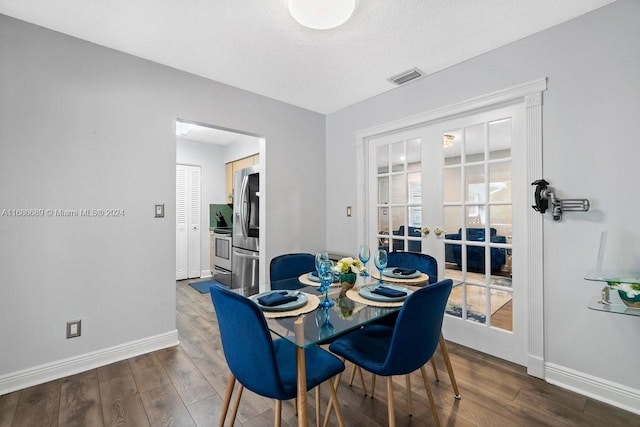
(367, 103), (526, 365)
(176, 164), (201, 280)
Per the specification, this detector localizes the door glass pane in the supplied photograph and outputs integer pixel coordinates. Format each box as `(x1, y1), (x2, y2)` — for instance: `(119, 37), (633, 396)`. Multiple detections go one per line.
(490, 205), (511, 243)
(407, 171), (421, 204)
(488, 118), (511, 161)
(377, 207), (390, 235)
(407, 138), (421, 171)
(443, 130), (461, 166)
(446, 282), (462, 318)
(443, 167), (461, 203)
(408, 206), (421, 227)
(391, 141), (404, 172)
(489, 162), (511, 202)
(466, 200), (486, 228)
(490, 288), (512, 331)
(464, 283), (488, 324)
(444, 206), (462, 236)
(377, 176), (389, 204)
(465, 123), (485, 162)
(465, 165), (486, 204)
(390, 206), (405, 236)
(390, 174), (405, 204)
(377, 145), (389, 173)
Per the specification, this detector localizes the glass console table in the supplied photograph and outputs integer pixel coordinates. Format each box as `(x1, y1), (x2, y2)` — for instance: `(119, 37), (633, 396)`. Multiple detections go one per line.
(584, 270), (640, 317)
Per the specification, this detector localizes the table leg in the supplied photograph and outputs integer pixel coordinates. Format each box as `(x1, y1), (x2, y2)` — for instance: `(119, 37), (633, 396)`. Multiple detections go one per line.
(294, 317), (309, 427)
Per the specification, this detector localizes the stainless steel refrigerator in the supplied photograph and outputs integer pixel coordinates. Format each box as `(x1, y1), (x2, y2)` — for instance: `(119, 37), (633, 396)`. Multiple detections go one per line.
(231, 165), (259, 295)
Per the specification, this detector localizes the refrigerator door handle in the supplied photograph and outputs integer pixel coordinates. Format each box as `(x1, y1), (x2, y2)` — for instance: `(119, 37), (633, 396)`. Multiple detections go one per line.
(239, 175), (250, 239)
(233, 249), (260, 260)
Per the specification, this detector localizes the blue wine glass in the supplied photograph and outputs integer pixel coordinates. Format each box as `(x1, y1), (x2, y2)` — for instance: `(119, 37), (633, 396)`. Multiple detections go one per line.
(358, 244), (370, 277)
(315, 251), (329, 277)
(318, 259), (335, 308)
(374, 249), (388, 285)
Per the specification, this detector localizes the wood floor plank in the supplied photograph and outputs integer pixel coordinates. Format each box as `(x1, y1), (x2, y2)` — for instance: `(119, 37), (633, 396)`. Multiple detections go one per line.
(0, 390), (20, 427)
(59, 369), (104, 427)
(185, 394), (226, 427)
(11, 379), (61, 427)
(140, 383), (196, 427)
(128, 352), (172, 393)
(583, 397), (640, 427)
(156, 345), (217, 407)
(98, 367), (150, 426)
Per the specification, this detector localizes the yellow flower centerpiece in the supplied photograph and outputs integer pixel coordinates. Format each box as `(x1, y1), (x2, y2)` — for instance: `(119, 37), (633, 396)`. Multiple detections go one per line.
(334, 257), (365, 293)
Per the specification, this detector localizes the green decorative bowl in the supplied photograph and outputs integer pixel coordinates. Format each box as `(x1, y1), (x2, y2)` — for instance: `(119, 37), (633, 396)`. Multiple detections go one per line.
(618, 290), (640, 308)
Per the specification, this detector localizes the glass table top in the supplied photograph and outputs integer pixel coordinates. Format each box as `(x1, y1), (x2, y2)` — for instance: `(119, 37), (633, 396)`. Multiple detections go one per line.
(265, 284), (401, 349)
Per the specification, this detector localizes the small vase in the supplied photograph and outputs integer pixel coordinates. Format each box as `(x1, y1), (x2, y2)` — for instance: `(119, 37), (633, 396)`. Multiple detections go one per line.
(618, 290), (640, 308)
(339, 272), (357, 290)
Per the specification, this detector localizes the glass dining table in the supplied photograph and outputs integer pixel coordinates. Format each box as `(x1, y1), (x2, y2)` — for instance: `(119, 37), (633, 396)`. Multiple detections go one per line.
(259, 277), (431, 427)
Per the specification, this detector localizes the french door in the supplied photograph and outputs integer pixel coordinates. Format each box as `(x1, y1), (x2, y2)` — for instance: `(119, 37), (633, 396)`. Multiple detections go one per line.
(367, 103), (526, 365)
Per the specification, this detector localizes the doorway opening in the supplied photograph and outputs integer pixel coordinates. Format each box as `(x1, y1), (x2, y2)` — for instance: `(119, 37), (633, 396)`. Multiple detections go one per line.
(175, 119), (264, 294)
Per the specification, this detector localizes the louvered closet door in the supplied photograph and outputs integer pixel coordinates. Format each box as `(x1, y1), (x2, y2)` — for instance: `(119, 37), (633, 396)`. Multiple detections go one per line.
(176, 164), (201, 280)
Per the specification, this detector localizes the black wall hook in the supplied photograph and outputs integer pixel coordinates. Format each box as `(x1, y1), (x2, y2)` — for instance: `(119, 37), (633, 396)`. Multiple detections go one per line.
(532, 179), (549, 213)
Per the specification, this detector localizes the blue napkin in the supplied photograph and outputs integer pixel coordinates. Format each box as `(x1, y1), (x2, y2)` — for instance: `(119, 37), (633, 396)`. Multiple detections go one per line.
(393, 267), (417, 276)
(258, 291), (298, 307)
(371, 286), (408, 298)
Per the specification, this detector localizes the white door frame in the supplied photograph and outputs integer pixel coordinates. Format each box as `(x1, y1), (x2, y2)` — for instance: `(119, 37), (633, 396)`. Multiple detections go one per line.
(355, 78), (547, 378)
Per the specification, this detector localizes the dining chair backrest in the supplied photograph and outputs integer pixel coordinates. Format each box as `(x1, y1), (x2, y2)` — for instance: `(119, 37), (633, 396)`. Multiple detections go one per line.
(382, 278), (452, 375)
(387, 251), (438, 284)
(209, 284), (287, 399)
(270, 253), (315, 290)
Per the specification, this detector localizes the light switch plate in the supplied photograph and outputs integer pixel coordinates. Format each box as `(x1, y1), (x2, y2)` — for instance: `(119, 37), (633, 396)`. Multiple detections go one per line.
(155, 204), (164, 218)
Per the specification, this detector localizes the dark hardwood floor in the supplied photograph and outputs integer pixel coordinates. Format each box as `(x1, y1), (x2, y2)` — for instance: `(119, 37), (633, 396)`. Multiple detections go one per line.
(1, 279), (638, 426)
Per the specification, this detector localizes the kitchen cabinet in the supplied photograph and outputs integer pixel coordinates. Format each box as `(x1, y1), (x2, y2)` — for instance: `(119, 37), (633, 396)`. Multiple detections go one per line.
(226, 154), (259, 203)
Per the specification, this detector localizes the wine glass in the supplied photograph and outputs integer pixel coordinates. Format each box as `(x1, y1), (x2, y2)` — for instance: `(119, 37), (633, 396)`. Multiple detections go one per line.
(315, 251), (329, 277)
(374, 249), (388, 285)
(358, 244), (370, 277)
(318, 259), (335, 308)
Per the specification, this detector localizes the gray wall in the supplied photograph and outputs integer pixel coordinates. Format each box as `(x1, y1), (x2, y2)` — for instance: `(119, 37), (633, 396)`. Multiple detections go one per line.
(0, 14), (326, 380)
(326, 0), (640, 408)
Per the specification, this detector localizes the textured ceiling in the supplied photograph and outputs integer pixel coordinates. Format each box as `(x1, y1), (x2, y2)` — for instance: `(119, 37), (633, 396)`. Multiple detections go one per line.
(0, 0), (615, 114)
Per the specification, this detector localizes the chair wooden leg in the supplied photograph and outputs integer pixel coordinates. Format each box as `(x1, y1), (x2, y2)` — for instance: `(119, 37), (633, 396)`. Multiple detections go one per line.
(370, 374), (376, 399)
(420, 366), (441, 427)
(348, 364), (368, 395)
(327, 376), (346, 427)
(315, 386), (321, 427)
(439, 334), (461, 399)
(386, 376), (396, 427)
(349, 363), (357, 385)
(430, 358), (440, 381)
(322, 372), (344, 427)
(219, 373), (236, 427)
(228, 384), (244, 427)
(275, 400), (282, 427)
(405, 375), (413, 415)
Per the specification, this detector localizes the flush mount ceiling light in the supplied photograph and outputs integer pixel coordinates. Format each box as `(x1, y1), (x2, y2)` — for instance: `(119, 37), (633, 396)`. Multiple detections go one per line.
(443, 134), (455, 148)
(288, 0), (355, 30)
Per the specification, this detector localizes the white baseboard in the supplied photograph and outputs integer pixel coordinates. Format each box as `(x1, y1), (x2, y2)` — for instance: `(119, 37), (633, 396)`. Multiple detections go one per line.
(0, 330), (179, 396)
(200, 270), (213, 278)
(545, 362), (640, 415)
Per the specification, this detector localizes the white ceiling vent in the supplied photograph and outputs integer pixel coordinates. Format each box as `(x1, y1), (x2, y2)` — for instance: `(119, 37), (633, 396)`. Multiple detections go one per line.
(388, 68), (425, 85)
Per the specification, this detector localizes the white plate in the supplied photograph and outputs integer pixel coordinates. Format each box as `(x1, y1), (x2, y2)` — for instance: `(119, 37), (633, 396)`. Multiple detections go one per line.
(251, 290), (308, 312)
(382, 267), (421, 279)
(358, 284), (412, 302)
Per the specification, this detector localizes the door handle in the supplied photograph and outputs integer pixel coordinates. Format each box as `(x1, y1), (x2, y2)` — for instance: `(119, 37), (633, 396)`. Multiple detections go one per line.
(434, 228), (443, 236)
(421, 227), (430, 235)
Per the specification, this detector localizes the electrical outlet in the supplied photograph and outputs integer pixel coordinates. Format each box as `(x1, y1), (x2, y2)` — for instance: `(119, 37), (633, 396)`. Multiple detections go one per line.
(67, 320), (81, 339)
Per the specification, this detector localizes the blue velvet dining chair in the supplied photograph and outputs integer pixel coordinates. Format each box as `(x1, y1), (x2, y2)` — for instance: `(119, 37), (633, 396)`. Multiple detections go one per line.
(372, 251), (461, 400)
(209, 284), (346, 427)
(269, 253), (316, 290)
(329, 279), (453, 427)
